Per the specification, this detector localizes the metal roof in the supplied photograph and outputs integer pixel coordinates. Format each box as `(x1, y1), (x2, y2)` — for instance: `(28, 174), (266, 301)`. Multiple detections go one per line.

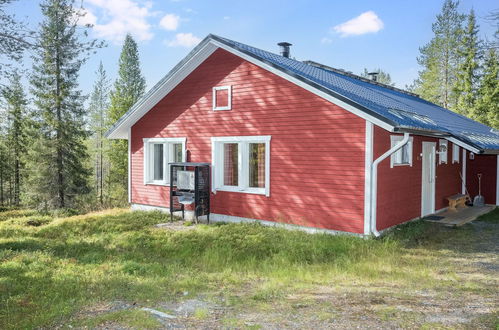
(106, 34), (499, 153)
(211, 35), (499, 153)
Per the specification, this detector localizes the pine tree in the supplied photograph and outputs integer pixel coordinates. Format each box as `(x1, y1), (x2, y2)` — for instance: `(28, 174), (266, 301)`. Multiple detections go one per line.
(107, 33), (145, 204)
(28, 0), (101, 209)
(0, 0), (34, 82)
(88, 62), (110, 206)
(413, 0), (465, 109)
(454, 10), (482, 117)
(2, 70), (28, 206)
(361, 68), (394, 86)
(475, 49), (499, 128)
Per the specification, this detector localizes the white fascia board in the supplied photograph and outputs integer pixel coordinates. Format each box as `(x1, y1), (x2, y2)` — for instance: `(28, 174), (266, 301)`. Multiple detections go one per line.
(107, 42), (218, 139)
(446, 137), (481, 154)
(209, 40), (396, 132)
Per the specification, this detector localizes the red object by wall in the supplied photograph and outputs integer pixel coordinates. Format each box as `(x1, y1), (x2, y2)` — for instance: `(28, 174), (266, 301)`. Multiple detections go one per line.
(130, 49), (367, 233)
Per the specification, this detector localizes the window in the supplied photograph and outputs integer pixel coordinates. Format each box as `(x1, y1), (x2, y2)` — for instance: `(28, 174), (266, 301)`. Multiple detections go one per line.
(439, 139), (448, 164)
(212, 136), (271, 196)
(143, 137), (186, 185)
(212, 86), (232, 110)
(452, 143), (460, 164)
(390, 135), (413, 168)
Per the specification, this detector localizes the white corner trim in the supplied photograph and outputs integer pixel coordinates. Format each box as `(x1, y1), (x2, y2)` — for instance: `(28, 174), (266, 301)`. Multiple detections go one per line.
(462, 149), (467, 195)
(364, 121), (373, 235)
(496, 155), (499, 205)
(128, 128), (132, 204)
(212, 85), (232, 111)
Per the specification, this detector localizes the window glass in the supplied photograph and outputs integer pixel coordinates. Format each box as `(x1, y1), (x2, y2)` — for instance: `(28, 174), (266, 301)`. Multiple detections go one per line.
(173, 143), (183, 162)
(249, 143), (265, 188)
(224, 143), (238, 186)
(153, 144), (164, 181)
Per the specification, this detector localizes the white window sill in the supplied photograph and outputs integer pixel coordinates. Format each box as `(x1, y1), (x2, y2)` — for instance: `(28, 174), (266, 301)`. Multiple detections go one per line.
(214, 186), (267, 195)
(145, 181), (169, 186)
(392, 163), (412, 167)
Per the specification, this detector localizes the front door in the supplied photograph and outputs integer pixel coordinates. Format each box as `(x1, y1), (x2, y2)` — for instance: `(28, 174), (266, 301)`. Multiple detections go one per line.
(421, 142), (436, 217)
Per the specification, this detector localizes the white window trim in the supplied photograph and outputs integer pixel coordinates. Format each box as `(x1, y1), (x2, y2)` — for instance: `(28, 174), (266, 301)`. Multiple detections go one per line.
(452, 143), (460, 164)
(390, 135), (413, 168)
(212, 86), (232, 111)
(143, 137), (186, 186)
(439, 139), (448, 164)
(211, 135), (271, 196)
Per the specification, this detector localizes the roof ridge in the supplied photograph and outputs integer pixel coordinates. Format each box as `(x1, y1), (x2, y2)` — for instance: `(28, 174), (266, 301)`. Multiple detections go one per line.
(302, 60), (419, 98)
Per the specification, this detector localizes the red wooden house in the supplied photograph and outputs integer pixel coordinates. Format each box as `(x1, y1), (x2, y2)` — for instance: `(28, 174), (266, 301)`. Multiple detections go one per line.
(106, 35), (499, 236)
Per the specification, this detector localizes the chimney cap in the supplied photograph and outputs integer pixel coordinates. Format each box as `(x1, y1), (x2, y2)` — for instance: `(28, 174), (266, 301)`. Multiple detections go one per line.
(278, 42), (292, 47)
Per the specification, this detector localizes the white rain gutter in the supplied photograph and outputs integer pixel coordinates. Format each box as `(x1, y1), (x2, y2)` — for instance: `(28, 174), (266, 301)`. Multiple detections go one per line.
(370, 133), (410, 237)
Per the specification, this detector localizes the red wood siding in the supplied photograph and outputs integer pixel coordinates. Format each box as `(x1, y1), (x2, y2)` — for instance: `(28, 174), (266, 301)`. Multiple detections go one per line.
(130, 48), (366, 233)
(374, 126), (462, 230)
(466, 154), (497, 204)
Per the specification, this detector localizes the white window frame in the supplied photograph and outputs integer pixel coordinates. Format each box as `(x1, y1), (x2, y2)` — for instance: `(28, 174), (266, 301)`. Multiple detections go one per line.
(212, 86), (232, 111)
(439, 139), (448, 164)
(452, 143), (460, 164)
(390, 135), (413, 168)
(143, 137), (186, 185)
(211, 135), (271, 196)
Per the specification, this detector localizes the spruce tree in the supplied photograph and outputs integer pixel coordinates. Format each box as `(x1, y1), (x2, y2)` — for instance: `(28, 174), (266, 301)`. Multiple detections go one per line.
(2, 70), (28, 206)
(107, 33), (145, 204)
(28, 0), (101, 209)
(475, 49), (499, 128)
(0, 0), (34, 82)
(88, 62), (110, 206)
(454, 10), (482, 117)
(413, 0), (465, 109)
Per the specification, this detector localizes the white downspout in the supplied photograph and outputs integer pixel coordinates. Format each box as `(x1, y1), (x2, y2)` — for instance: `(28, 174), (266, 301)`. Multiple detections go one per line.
(370, 133), (410, 237)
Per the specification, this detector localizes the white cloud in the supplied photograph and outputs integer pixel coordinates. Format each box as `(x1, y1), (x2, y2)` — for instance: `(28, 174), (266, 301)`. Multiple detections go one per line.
(223, 16), (230, 20)
(83, 0), (154, 43)
(321, 37), (332, 44)
(159, 13), (180, 31)
(333, 11), (384, 37)
(75, 8), (97, 26)
(166, 33), (201, 47)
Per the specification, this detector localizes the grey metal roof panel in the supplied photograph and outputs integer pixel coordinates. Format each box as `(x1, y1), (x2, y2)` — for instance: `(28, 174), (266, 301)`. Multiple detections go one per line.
(212, 35), (499, 152)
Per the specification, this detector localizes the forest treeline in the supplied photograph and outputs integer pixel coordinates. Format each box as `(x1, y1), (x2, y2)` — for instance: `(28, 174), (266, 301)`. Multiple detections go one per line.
(0, 0), (498, 211)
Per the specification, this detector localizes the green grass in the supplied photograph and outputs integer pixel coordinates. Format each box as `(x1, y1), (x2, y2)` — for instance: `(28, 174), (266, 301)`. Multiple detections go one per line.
(0, 207), (497, 328)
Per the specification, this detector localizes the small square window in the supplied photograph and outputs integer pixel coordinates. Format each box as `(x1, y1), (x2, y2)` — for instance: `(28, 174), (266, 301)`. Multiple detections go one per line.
(213, 86), (231, 110)
(390, 135), (413, 168)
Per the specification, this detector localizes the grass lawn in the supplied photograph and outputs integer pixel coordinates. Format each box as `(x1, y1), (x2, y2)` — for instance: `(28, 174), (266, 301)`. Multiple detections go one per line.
(0, 207), (497, 329)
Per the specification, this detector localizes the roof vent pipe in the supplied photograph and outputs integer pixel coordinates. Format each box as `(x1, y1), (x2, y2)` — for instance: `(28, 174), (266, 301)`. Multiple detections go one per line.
(278, 42), (292, 58)
(367, 72), (379, 82)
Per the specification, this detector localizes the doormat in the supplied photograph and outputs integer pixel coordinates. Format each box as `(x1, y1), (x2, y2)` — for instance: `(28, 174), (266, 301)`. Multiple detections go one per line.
(423, 215), (445, 221)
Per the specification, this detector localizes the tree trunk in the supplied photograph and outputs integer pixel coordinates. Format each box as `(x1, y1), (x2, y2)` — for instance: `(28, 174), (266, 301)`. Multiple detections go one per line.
(55, 27), (64, 209)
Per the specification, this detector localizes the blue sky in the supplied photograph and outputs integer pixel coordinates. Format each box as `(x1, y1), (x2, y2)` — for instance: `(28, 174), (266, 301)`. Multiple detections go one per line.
(8, 0), (499, 97)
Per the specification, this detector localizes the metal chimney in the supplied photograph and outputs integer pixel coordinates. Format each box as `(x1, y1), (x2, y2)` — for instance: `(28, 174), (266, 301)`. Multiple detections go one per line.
(278, 42), (292, 58)
(367, 71), (379, 82)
